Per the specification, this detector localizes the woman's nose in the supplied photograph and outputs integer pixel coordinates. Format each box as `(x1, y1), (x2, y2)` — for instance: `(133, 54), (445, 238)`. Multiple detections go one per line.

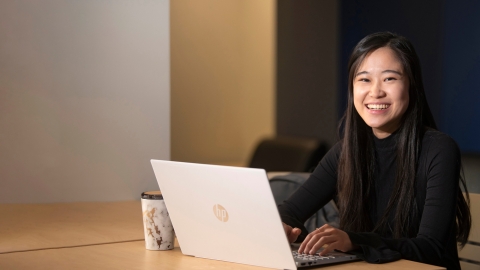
(369, 82), (386, 98)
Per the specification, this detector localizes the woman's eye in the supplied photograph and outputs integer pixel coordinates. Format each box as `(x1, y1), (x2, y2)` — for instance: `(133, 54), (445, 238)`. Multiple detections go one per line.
(358, 78), (370, 82)
(385, 77), (397, 81)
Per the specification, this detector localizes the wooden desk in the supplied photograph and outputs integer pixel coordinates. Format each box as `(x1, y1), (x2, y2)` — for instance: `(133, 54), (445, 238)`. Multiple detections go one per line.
(0, 201), (444, 269)
(0, 201), (144, 253)
(0, 240), (443, 270)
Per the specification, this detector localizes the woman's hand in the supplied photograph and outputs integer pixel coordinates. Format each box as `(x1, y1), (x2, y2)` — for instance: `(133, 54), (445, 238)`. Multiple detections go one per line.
(298, 224), (357, 256)
(282, 222), (301, 243)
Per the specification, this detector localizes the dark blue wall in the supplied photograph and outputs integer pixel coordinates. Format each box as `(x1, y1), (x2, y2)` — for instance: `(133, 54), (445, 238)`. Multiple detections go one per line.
(340, 0), (480, 153)
(441, 0), (480, 153)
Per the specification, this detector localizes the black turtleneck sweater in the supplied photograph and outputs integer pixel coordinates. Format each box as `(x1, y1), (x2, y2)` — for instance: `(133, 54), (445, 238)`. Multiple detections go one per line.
(278, 129), (461, 269)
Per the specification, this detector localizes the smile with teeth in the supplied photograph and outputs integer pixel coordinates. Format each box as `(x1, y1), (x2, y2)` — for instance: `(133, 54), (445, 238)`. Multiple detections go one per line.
(366, 104), (390, 110)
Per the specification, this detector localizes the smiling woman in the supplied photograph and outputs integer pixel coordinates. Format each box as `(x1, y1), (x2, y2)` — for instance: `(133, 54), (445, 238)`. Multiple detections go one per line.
(353, 47), (409, 139)
(278, 32), (471, 270)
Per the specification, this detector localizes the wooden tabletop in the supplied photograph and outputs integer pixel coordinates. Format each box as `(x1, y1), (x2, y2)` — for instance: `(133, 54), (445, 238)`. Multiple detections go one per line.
(0, 201), (144, 253)
(0, 201), (444, 269)
(0, 240), (444, 270)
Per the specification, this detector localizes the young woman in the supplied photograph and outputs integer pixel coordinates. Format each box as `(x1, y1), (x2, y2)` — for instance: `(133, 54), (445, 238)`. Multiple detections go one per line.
(279, 32), (471, 270)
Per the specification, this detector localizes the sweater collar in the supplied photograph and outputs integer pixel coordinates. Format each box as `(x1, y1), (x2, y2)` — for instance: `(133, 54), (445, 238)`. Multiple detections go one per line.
(373, 129), (399, 151)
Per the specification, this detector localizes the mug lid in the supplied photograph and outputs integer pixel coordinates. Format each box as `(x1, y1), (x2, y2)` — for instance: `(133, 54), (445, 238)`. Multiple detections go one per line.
(141, 191), (163, 200)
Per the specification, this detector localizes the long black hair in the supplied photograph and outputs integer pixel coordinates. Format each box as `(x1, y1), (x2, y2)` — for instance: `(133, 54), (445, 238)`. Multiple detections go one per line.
(337, 32), (471, 246)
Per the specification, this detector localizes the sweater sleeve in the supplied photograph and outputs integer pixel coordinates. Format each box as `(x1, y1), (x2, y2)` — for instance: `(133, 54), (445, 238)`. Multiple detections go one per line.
(347, 133), (461, 268)
(278, 142), (341, 241)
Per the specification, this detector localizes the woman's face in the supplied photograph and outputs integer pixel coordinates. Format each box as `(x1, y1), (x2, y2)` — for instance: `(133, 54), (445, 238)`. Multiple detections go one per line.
(353, 47), (409, 139)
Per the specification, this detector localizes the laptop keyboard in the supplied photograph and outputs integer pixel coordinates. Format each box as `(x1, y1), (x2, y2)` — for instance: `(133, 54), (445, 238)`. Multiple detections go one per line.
(292, 251), (336, 261)
(292, 250), (359, 267)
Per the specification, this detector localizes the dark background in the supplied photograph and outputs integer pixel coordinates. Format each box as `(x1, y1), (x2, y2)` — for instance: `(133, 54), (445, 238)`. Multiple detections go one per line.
(277, 0), (480, 154)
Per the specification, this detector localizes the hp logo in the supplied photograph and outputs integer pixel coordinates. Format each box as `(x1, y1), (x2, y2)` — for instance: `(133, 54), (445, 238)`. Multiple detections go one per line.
(213, 204), (229, 222)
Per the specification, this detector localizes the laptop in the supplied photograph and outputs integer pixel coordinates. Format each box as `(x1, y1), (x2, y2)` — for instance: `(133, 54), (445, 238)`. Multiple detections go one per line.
(150, 160), (359, 269)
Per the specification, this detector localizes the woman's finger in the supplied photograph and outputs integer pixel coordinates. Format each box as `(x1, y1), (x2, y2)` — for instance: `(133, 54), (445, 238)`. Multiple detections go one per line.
(298, 230), (320, 253)
(299, 230), (331, 253)
(307, 235), (336, 254)
(298, 233), (313, 253)
(319, 241), (338, 256)
(315, 224), (332, 232)
(282, 223), (301, 243)
(289, 227), (301, 243)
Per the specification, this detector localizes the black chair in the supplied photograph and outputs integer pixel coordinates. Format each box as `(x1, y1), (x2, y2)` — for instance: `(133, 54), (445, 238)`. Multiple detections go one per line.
(268, 173), (339, 232)
(248, 136), (328, 172)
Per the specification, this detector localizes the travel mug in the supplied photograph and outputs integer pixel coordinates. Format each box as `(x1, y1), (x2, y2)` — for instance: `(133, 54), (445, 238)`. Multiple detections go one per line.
(141, 191), (174, 250)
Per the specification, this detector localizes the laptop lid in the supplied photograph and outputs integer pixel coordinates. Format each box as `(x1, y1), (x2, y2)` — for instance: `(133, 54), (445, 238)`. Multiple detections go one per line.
(150, 159), (297, 270)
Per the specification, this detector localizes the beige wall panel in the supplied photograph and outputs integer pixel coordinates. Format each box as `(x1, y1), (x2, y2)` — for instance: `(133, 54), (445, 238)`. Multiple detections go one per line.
(0, 0), (170, 203)
(171, 0), (275, 165)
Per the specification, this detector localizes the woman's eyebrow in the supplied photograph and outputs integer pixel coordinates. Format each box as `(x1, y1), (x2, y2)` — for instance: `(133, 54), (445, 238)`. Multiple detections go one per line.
(382, 69), (403, 75)
(355, 71), (369, 77)
(355, 70), (403, 77)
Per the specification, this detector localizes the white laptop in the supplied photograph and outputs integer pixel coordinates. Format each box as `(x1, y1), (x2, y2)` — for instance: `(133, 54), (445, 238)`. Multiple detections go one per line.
(150, 160), (359, 269)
